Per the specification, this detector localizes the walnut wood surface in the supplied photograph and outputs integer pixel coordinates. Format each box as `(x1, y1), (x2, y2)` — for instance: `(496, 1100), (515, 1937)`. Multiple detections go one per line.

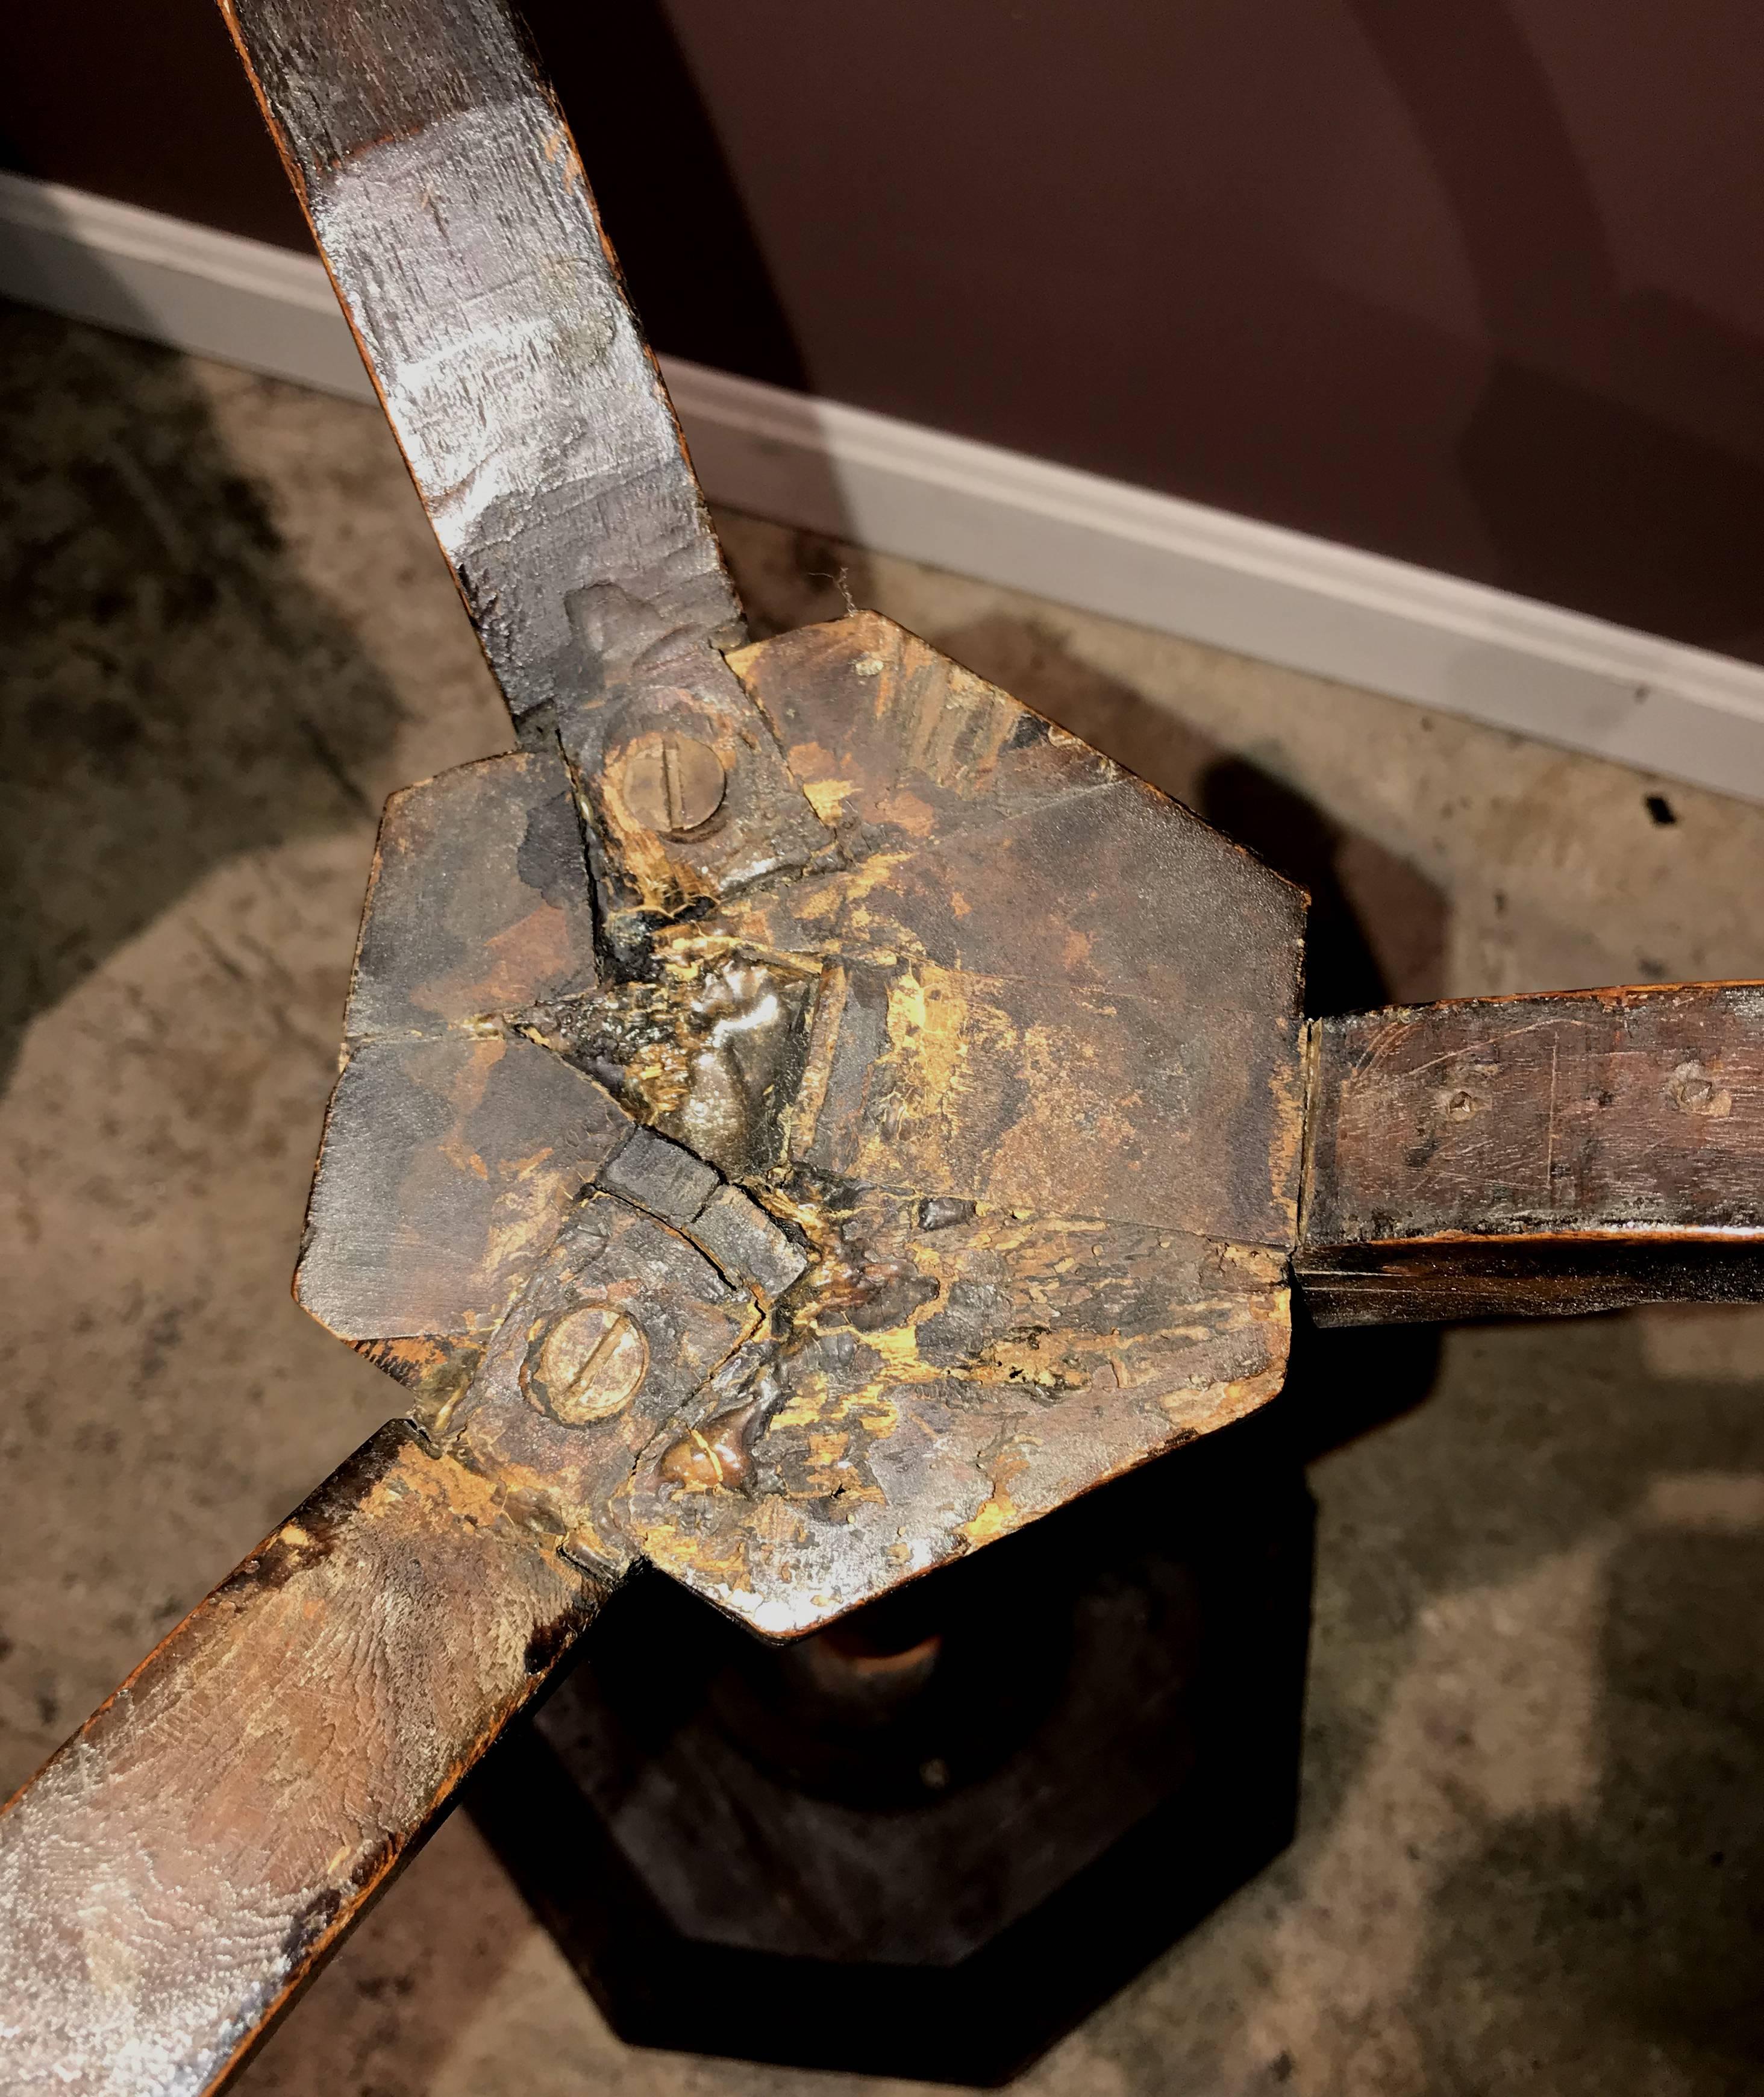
(216, 0), (743, 742)
(217, 0), (832, 951)
(610, 612), (1303, 1637)
(0, 1424), (603, 2096)
(1297, 982), (1764, 1323)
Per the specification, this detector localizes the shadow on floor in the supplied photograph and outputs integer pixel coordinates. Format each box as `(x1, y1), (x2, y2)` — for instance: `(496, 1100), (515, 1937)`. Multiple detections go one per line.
(1413, 1514), (1764, 2083)
(0, 302), (405, 1086)
(1418, 1509), (1762, 2080)
(1279, 1309), (1764, 2095)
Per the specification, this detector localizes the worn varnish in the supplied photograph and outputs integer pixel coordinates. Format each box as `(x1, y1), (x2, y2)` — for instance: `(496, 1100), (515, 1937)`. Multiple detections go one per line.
(628, 1195), (1290, 1636)
(295, 752), (628, 1358)
(1297, 982), (1764, 1323)
(290, 609), (1307, 1640)
(560, 612), (1308, 1635)
(445, 1185), (765, 1572)
(0, 1426), (604, 2095)
(216, 0), (737, 741)
(218, 0), (832, 941)
(717, 612), (1305, 1246)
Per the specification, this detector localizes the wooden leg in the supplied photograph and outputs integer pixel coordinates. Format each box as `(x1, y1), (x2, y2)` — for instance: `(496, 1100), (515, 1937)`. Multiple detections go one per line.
(0, 1423), (606, 2096)
(1296, 982), (1764, 1324)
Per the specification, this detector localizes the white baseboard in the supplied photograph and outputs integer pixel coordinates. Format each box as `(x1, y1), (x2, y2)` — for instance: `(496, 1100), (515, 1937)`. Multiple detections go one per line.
(7, 168), (1764, 804)
(0, 171), (375, 403)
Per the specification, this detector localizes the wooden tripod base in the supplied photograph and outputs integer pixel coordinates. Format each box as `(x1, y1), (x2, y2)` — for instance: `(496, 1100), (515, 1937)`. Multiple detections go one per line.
(472, 1423), (1314, 2085)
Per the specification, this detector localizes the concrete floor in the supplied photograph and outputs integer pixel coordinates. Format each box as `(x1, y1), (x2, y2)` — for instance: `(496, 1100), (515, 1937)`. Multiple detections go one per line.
(5, 301), (1764, 2095)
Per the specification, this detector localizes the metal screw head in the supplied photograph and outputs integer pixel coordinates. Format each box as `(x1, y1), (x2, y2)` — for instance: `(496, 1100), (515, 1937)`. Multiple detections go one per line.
(521, 1305), (648, 1426)
(617, 732), (727, 835)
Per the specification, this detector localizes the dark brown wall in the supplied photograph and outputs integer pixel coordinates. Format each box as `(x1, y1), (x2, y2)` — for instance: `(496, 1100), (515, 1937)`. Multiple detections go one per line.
(9, 2), (1764, 660)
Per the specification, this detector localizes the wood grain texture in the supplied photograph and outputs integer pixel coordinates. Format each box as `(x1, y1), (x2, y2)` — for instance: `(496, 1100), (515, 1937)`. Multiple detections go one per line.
(1298, 982), (1764, 1323)
(718, 612), (1309, 1249)
(218, 0), (832, 936)
(0, 1424), (603, 2096)
(580, 613), (1304, 1637)
(216, 0), (742, 741)
(295, 752), (633, 1352)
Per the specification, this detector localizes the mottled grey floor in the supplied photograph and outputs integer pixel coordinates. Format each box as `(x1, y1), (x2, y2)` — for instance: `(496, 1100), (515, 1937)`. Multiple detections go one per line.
(4, 302), (1764, 2096)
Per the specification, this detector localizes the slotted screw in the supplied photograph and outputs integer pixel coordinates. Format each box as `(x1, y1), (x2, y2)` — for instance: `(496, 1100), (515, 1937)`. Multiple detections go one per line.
(618, 732), (726, 835)
(521, 1304), (648, 1426)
